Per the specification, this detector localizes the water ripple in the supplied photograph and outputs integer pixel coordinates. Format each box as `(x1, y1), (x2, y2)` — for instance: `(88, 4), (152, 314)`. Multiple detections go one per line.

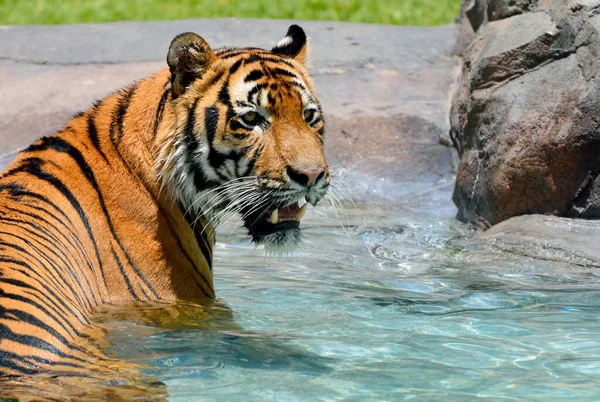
(100, 202), (600, 401)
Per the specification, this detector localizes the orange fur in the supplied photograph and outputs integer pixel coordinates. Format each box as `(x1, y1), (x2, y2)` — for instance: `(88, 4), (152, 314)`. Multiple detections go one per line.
(0, 25), (328, 381)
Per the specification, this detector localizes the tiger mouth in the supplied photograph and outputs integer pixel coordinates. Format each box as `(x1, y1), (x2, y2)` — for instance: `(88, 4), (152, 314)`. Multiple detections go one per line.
(246, 200), (307, 236)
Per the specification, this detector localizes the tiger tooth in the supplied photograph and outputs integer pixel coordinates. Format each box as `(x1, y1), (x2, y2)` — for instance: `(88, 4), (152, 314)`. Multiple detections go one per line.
(295, 203), (307, 222)
(270, 209), (279, 224)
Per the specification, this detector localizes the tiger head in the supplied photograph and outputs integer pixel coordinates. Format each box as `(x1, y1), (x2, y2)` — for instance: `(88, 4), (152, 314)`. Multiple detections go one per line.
(159, 25), (329, 253)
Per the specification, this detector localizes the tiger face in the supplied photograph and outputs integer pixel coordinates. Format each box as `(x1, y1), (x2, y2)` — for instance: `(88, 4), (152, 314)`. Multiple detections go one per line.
(161, 26), (329, 252)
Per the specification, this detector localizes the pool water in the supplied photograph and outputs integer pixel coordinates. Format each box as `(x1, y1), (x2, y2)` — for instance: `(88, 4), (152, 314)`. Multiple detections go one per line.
(100, 177), (600, 401)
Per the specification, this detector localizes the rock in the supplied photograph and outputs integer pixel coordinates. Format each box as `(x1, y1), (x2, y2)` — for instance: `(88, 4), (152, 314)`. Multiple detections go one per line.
(451, 0), (600, 226)
(454, 0), (477, 56)
(465, 0), (489, 32)
(487, 0), (536, 20)
(481, 215), (600, 267)
(464, 0), (537, 32)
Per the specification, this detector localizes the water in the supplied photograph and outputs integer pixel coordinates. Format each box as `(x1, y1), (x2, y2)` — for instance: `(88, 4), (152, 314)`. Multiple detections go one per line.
(101, 179), (600, 401)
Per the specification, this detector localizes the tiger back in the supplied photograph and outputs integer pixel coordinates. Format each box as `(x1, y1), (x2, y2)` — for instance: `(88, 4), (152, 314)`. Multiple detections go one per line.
(0, 25), (329, 381)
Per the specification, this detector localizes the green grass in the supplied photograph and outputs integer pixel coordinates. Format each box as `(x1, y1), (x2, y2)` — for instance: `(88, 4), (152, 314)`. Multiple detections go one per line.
(0, 0), (461, 26)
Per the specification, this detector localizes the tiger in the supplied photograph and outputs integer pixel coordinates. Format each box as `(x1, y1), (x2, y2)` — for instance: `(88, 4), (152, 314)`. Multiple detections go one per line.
(0, 24), (329, 380)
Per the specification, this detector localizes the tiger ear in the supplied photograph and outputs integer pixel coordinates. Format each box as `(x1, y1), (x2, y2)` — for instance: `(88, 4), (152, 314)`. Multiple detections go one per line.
(167, 32), (216, 97)
(271, 25), (308, 65)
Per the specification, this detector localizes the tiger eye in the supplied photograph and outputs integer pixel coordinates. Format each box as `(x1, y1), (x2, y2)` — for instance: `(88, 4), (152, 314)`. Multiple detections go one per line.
(303, 109), (315, 121)
(242, 111), (257, 124)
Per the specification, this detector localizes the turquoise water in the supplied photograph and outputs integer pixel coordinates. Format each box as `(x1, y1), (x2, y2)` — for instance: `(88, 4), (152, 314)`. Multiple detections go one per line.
(103, 181), (600, 401)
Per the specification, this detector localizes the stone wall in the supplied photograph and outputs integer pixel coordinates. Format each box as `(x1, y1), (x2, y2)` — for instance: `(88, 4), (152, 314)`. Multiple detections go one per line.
(452, 0), (600, 227)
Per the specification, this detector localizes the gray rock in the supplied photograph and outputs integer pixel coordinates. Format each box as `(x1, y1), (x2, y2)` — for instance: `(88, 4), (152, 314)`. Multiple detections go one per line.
(454, 0), (477, 56)
(465, 0), (489, 32)
(487, 0), (537, 20)
(461, 0), (536, 34)
(452, 0), (600, 226)
(481, 215), (600, 267)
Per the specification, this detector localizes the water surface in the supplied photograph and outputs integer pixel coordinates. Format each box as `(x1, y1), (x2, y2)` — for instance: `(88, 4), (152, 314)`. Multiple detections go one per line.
(101, 178), (600, 401)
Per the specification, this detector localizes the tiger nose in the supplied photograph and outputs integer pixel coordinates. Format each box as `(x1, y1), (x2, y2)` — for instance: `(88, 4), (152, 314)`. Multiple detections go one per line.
(287, 167), (326, 187)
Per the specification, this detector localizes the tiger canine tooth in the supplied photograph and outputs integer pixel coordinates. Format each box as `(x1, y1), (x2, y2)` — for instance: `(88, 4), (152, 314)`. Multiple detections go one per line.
(270, 209), (279, 224)
(295, 203), (307, 222)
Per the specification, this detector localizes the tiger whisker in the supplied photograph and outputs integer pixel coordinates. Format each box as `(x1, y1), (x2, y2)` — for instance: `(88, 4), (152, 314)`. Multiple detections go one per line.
(184, 176), (257, 216)
(192, 187), (260, 230)
(199, 188), (270, 234)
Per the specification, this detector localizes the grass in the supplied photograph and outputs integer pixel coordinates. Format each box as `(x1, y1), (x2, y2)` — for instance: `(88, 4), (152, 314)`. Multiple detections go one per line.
(0, 0), (461, 26)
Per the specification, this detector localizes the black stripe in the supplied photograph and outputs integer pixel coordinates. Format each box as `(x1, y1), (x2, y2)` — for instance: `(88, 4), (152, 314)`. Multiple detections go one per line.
(292, 80), (308, 92)
(86, 107), (109, 163)
(3, 205), (102, 303)
(157, 201), (213, 295)
(0, 349), (40, 375)
(243, 147), (261, 178)
(184, 100), (200, 154)
(154, 86), (170, 138)
(214, 46), (234, 55)
(24, 138), (160, 299)
(3, 158), (109, 297)
(270, 67), (298, 79)
(0, 287), (76, 340)
(0, 226), (92, 311)
(218, 81), (231, 106)
(14, 202), (98, 288)
(246, 54), (262, 63)
(113, 83), (139, 141)
(244, 70), (265, 82)
(2, 206), (86, 273)
(137, 283), (150, 300)
(179, 215), (213, 283)
(220, 49), (268, 59)
(111, 246), (138, 300)
(229, 59), (243, 75)
(204, 107), (228, 177)
(0, 183), (76, 230)
(217, 46), (263, 55)
(217, 80), (237, 123)
(230, 120), (245, 132)
(193, 226), (213, 275)
(0, 308), (91, 358)
(0, 213), (98, 308)
(0, 255), (89, 326)
(0, 275), (87, 333)
(241, 54), (296, 67)
(0, 182), (107, 295)
(312, 116), (324, 126)
(247, 83), (268, 103)
(0, 182), (25, 202)
(204, 70), (225, 89)
(183, 100), (215, 191)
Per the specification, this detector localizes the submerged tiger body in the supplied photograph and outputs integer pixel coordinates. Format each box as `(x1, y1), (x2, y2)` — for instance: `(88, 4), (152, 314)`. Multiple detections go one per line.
(0, 25), (328, 377)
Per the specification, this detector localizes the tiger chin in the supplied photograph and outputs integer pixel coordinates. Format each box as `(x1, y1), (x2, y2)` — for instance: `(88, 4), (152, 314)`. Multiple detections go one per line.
(160, 25), (329, 254)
